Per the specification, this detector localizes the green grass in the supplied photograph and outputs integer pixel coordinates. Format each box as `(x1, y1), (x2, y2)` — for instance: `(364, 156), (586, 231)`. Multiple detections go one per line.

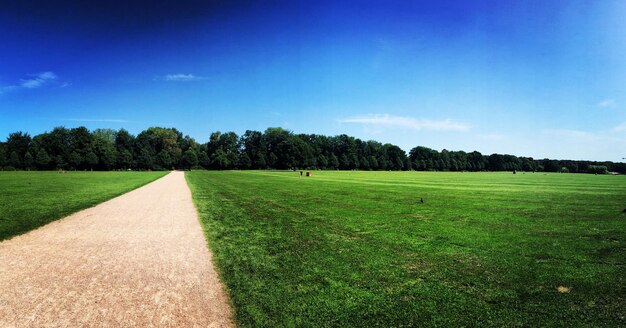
(0, 171), (167, 241)
(186, 170), (626, 327)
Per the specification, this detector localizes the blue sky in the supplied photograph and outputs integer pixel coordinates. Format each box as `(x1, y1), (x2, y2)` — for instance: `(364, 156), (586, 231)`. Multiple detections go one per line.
(1, 0), (625, 161)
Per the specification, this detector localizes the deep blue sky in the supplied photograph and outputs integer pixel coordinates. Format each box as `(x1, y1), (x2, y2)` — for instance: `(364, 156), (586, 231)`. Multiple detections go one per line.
(1, 0), (625, 161)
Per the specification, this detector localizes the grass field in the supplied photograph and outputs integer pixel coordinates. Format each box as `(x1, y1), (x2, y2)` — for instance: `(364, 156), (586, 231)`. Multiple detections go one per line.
(186, 170), (626, 327)
(0, 171), (167, 241)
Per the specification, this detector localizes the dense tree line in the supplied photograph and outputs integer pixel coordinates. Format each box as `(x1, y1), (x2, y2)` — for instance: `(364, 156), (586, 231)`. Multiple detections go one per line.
(0, 126), (624, 174)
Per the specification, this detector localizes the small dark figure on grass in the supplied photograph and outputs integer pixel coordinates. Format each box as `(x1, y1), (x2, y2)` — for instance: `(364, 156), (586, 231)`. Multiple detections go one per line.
(420, 197), (424, 203)
(300, 171), (303, 176)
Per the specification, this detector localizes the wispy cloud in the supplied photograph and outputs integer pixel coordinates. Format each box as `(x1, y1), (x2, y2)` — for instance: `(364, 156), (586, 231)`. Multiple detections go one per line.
(597, 98), (616, 108)
(160, 73), (206, 82)
(613, 122), (626, 132)
(1, 71), (64, 95)
(20, 71), (57, 88)
(62, 118), (128, 123)
(338, 114), (471, 132)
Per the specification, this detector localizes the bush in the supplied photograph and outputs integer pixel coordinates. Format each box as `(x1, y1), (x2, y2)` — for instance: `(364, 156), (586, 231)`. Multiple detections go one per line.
(588, 165), (608, 174)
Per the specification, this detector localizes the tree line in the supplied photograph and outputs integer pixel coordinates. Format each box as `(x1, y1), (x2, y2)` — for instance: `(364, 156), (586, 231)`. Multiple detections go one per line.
(0, 126), (624, 174)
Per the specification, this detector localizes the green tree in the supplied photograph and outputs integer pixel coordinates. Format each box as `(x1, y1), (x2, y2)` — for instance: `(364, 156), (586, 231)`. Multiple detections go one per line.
(339, 154), (350, 170)
(256, 152), (267, 169)
(158, 149), (173, 169)
(0, 144), (6, 168)
(183, 149), (199, 169)
(100, 147), (117, 170)
(35, 149), (51, 169)
(369, 156), (378, 170)
(117, 150), (133, 169)
(268, 152), (278, 168)
(9, 151), (21, 168)
(85, 151), (98, 170)
(317, 154), (328, 169)
(55, 155), (67, 170)
(329, 154), (339, 169)
(239, 153), (251, 169)
(404, 157), (412, 171)
(69, 151), (82, 169)
(137, 149), (154, 169)
(23, 152), (34, 169)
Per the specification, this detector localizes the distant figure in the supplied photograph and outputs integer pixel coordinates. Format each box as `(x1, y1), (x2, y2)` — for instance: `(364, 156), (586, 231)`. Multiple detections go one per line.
(622, 208), (626, 213)
(300, 171), (303, 176)
(420, 198), (424, 203)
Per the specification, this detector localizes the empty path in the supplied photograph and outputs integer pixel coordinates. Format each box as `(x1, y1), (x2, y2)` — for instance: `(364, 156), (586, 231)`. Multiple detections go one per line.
(0, 171), (233, 327)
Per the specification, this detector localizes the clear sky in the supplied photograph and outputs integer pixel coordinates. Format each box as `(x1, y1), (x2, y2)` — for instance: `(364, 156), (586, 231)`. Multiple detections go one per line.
(1, 0), (625, 161)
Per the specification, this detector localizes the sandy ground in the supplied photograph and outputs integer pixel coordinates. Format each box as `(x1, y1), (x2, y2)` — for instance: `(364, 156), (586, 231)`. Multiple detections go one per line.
(0, 171), (234, 327)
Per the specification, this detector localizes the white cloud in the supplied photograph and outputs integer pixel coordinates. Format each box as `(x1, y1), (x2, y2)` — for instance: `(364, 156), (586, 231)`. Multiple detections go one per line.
(597, 99), (616, 108)
(0, 71), (63, 96)
(162, 73), (206, 82)
(338, 114), (471, 132)
(20, 71), (57, 88)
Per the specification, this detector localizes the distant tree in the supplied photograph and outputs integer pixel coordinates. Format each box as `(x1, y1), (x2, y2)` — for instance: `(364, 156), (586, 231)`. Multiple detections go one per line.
(404, 157), (412, 171)
(268, 152), (278, 168)
(23, 151), (34, 169)
(212, 149), (230, 169)
(359, 156), (369, 170)
(9, 151), (21, 168)
(329, 154), (339, 169)
(369, 156), (378, 170)
(198, 150), (210, 169)
(85, 151), (98, 170)
(238, 153), (251, 169)
(350, 154), (359, 170)
(35, 149), (51, 169)
(339, 154), (350, 170)
(100, 147), (117, 170)
(6, 132), (31, 161)
(183, 149), (199, 169)
(158, 149), (173, 169)
(588, 165), (608, 174)
(256, 152), (267, 169)
(543, 159), (560, 172)
(2, 126), (623, 173)
(137, 149), (154, 169)
(54, 155), (67, 170)
(117, 149), (133, 169)
(69, 151), (82, 169)
(0, 143), (6, 168)
(317, 154), (328, 169)
(115, 129), (135, 153)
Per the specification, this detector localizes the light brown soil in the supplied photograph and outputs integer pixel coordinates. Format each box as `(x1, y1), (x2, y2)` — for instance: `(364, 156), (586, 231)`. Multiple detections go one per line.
(0, 171), (234, 327)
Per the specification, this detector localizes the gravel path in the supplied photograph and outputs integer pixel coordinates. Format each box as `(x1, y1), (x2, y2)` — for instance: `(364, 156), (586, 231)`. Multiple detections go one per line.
(0, 171), (234, 327)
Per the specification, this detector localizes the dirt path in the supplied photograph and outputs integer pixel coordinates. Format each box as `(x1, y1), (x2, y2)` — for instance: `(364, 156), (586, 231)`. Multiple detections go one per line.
(0, 171), (234, 327)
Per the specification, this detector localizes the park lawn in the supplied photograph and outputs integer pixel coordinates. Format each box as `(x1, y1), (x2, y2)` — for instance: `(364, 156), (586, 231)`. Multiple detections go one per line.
(0, 171), (167, 241)
(186, 170), (626, 327)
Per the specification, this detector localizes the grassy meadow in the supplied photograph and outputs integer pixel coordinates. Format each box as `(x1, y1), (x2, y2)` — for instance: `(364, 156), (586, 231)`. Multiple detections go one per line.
(0, 171), (167, 240)
(186, 170), (626, 327)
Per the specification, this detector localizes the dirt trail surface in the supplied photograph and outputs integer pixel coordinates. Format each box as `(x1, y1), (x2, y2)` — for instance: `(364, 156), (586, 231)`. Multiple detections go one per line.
(0, 171), (234, 327)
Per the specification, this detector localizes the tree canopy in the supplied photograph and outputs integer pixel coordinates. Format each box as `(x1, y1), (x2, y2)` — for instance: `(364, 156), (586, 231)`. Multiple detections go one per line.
(0, 126), (624, 174)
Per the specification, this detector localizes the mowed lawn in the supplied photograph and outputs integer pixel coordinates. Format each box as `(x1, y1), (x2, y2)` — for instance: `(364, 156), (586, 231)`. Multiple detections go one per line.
(0, 171), (167, 241)
(186, 170), (626, 327)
